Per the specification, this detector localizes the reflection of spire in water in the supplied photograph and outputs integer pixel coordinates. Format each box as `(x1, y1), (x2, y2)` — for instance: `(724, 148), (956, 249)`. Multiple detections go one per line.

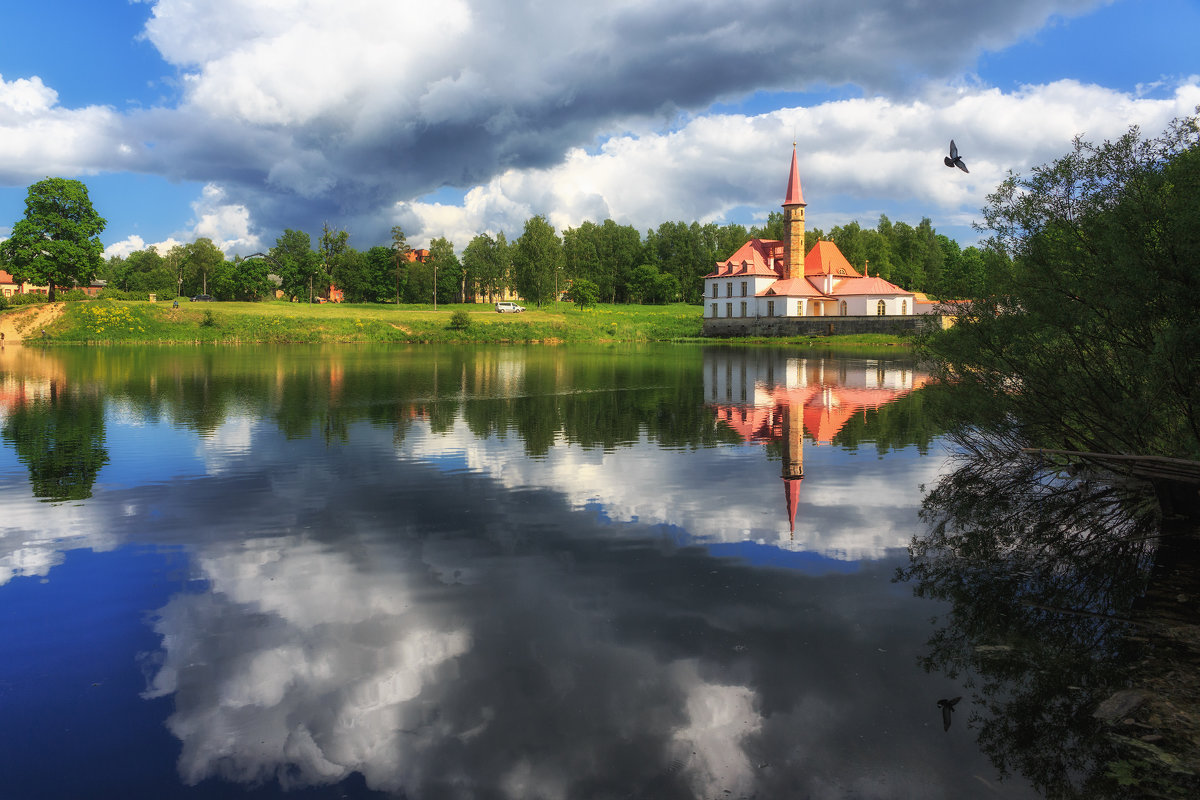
(704, 350), (927, 532)
(781, 401), (803, 535)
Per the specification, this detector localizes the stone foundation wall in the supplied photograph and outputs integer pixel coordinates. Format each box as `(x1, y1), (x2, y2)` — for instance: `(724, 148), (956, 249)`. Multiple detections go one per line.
(702, 314), (948, 338)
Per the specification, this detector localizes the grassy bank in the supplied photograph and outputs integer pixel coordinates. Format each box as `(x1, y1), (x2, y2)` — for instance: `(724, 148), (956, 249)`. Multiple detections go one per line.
(16, 299), (913, 346)
(38, 299), (701, 344)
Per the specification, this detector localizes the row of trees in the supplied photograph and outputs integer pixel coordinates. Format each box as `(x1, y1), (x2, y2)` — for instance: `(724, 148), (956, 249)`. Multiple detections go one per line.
(4, 177), (996, 308)
(98, 212), (994, 307)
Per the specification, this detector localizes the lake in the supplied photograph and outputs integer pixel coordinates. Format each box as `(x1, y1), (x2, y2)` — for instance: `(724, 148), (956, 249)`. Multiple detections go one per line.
(0, 343), (1042, 799)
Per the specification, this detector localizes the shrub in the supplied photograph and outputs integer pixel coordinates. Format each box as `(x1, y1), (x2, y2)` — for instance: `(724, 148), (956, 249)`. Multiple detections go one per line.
(200, 309), (217, 328)
(448, 308), (472, 330)
(5, 292), (47, 307)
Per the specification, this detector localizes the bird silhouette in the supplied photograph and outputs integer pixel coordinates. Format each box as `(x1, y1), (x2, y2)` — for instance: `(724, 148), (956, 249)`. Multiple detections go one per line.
(944, 140), (969, 173)
(937, 696), (962, 731)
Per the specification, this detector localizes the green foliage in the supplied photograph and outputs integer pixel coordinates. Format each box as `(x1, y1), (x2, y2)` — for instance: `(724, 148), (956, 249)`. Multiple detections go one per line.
(924, 116), (1200, 459)
(0, 383), (108, 501)
(429, 237), (462, 305)
(2, 292), (48, 307)
(176, 238), (225, 298)
(200, 309), (217, 328)
(463, 232), (512, 303)
(0, 177), (106, 301)
(270, 229), (322, 302)
(390, 226), (409, 304)
(448, 308), (472, 330)
(569, 278), (599, 309)
(513, 215), (563, 307)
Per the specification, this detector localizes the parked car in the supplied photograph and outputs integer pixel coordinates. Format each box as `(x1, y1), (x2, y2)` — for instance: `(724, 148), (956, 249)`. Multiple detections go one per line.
(495, 301), (525, 313)
(190, 294), (213, 302)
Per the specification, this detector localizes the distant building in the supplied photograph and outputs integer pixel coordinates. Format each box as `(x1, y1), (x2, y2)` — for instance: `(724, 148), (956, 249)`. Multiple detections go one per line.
(704, 147), (923, 320)
(0, 269), (48, 298)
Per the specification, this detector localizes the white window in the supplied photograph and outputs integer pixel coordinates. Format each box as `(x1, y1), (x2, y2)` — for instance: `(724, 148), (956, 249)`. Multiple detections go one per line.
(876, 300), (886, 316)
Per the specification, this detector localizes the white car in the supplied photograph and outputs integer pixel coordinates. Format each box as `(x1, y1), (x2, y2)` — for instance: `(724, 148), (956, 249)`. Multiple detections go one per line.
(495, 301), (525, 313)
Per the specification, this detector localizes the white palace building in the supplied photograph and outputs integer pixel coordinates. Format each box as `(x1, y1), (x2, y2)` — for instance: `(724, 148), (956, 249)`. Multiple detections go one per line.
(703, 147), (937, 324)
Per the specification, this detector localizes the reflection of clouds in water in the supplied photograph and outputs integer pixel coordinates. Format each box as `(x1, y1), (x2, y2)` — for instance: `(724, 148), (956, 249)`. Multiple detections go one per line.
(141, 532), (768, 797)
(0, 484), (116, 585)
(406, 420), (948, 560)
(195, 415), (259, 474)
(143, 536), (472, 790)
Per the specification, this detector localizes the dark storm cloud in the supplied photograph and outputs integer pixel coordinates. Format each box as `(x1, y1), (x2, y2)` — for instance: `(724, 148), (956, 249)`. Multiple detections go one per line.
(112, 0), (1104, 244)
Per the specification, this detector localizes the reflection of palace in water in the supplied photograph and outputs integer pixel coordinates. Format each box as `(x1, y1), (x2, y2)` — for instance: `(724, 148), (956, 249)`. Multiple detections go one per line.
(705, 350), (928, 532)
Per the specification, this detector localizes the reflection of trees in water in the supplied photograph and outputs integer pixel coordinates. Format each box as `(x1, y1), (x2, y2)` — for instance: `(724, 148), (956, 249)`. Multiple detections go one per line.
(901, 420), (1200, 798)
(51, 346), (745, 454)
(1, 380), (108, 502)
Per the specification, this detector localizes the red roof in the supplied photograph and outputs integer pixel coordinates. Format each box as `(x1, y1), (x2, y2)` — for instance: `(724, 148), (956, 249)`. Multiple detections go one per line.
(0, 270), (16, 284)
(783, 146), (806, 207)
(830, 276), (911, 296)
(706, 239), (786, 279)
(804, 241), (860, 278)
(762, 277), (825, 297)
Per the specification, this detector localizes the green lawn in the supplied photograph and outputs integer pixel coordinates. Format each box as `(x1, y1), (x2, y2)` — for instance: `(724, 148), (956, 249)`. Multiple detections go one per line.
(28, 298), (915, 346)
(44, 299), (704, 344)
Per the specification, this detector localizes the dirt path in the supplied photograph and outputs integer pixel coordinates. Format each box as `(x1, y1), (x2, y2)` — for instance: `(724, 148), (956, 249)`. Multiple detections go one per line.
(0, 303), (67, 343)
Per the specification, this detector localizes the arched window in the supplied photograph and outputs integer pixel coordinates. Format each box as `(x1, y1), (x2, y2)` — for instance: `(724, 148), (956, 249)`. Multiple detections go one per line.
(901, 300), (907, 315)
(840, 300), (847, 316)
(876, 300), (886, 316)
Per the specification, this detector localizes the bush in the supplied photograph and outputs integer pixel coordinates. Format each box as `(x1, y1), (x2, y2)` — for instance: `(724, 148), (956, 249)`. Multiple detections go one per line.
(4, 292), (47, 307)
(98, 288), (152, 301)
(448, 308), (472, 330)
(200, 309), (217, 328)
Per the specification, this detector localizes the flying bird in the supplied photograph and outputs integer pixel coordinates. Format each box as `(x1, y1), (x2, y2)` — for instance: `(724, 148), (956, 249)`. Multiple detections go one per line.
(944, 140), (969, 173)
(937, 696), (962, 731)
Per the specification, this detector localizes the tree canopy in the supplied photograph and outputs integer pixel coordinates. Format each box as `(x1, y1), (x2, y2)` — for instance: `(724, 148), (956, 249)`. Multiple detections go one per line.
(924, 116), (1200, 460)
(513, 215), (563, 307)
(1, 178), (106, 301)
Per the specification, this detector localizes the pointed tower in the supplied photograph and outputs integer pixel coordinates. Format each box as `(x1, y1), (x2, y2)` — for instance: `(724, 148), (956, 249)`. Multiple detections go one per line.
(783, 144), (807, 280)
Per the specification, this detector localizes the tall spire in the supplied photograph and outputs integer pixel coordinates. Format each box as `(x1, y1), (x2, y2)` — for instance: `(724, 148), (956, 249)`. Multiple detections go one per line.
(783, 144), (807, 279)
(783, 143), (806, 207)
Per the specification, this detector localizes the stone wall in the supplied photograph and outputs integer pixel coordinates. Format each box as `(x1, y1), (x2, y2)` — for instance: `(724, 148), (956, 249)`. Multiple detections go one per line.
(702, 314), (949, 338)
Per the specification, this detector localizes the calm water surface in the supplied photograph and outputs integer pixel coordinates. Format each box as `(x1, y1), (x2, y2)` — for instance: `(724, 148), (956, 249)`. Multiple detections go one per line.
(0, 344), (1038, 799)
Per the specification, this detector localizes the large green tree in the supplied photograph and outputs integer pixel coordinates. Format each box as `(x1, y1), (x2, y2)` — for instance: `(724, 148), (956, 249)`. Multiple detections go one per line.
(513, 215), (563, 307)
(177, 238), (226, 297)
(924, 116), (1200, 460)
(269, 229), (321, 302)
(1, 178), (106, 301)
(462, 232), (510, 303)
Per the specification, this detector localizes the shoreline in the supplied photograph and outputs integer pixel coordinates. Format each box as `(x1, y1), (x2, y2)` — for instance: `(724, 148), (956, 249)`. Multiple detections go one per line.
(1, 299), (916, 348)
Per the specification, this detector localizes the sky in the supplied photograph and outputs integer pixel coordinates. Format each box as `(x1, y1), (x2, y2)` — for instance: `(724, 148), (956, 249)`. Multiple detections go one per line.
(1, 0), (1197, 260)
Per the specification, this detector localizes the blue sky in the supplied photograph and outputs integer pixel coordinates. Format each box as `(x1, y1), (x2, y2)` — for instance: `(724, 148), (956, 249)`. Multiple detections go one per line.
(1, 0), (1197, 258)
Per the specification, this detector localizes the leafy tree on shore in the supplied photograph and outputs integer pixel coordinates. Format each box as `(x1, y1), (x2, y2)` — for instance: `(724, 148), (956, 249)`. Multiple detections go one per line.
(462, 233), (510, 303)
(270, 229), (321, 302)
(924, 116), (1200, 459)
(1, 178), (106, 301)
(569, 277), (599, 309)
(513, 215), (563, 307)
